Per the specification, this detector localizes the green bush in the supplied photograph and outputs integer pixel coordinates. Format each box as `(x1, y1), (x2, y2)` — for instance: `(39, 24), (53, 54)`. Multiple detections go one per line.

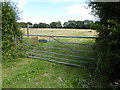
(2, 1), (23, 61)
(88, 2), (120, 88)
(95, 20), (120, 79)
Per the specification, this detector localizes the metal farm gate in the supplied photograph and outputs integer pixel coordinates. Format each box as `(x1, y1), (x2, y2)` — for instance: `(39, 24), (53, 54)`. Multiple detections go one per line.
(22, 34), (97, 67)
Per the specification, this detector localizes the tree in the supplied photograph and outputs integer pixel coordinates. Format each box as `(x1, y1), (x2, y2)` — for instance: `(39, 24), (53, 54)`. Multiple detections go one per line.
(88, 2), (120, 23)
(76, 21), (84, 29)
(38, 23), (49, 28)
(50, 21), (62, 28)
(63, 20), (76, 28)
(63, 22), (68, 28)
(18, 22), (27, 28)
(33, 23), (38, 28)
(63, 20), (87, 29)
(57, 21), (62, 28)
(33, 23), (49, 28)
(67, 20), (76, 28)
(83, 20), (93, 29)
(88, 1), (120, 86)
(27, 22), (32, 25)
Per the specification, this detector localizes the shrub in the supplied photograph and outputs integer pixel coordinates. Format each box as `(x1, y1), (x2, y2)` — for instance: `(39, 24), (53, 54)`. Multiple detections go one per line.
(95, 20), (120, 81)
(88, 2), (120, 88)
(2, 1), (23, 61)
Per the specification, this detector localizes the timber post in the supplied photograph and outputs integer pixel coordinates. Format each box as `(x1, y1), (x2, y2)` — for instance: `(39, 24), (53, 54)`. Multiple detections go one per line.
(27, 23), (29, 38)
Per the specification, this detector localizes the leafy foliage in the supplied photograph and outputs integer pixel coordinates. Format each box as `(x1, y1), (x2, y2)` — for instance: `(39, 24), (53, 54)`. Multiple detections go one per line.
(2, 1), (23, 61)
(0, 2), (2, 28)
(20, 20), (94, 29)
(88, 1), (120, 88)
(95, 20), (120, 80)
(50, 21), (62, 28)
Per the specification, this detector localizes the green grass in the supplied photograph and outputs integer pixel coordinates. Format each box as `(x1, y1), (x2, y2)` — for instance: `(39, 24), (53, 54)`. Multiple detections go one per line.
(23, 35), (97, 67)
(3, 57), (90, 88)
(3, 29), (97, 88)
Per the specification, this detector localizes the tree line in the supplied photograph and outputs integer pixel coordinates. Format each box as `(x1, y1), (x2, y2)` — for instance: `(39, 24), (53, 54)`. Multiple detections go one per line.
(18, 20), (94, 29)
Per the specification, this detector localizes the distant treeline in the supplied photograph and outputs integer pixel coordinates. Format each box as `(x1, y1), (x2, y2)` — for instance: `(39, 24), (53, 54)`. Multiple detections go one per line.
(18, 20), (94, 29)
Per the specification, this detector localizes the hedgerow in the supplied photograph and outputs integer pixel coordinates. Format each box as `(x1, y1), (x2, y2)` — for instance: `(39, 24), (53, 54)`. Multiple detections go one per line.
(2, 1), (23, 61)
(88, 2), (120, 88)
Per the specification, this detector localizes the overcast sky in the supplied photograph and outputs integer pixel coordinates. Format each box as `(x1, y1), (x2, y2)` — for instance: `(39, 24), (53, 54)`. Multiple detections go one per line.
(13, 0), (96, 24)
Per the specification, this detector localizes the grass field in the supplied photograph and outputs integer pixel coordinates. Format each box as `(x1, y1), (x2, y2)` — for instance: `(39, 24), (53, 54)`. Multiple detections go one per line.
(21, 28), (97, 37)
(22, 28), (97, 67)
(3, 28), (97, 88)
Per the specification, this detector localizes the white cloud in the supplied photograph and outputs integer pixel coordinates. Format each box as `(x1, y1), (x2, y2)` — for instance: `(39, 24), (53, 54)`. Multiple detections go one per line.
(66, 4), (90, 15)
(12, 0), (26, 9)
(18, 14), (76, 25)
(65, 4), (95, 20)
(18, 15), (40, 24)
(17, 1), (96, 24)
(18, 15), (64, 24)
(18, 4), (95, 24)
(24, 0), (86, 3)
(18, 0), (26, 9)
(47, 0), (85, 2)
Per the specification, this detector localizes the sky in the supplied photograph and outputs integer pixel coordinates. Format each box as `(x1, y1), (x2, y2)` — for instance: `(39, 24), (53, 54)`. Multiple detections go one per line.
(12, 0), (96, 24)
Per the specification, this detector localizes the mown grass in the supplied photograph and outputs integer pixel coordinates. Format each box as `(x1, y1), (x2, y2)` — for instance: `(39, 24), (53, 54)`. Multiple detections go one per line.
(3, 29), (97, 88)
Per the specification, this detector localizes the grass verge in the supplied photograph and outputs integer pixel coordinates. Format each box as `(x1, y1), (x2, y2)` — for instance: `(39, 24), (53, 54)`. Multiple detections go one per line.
(3, 57), (91, 88)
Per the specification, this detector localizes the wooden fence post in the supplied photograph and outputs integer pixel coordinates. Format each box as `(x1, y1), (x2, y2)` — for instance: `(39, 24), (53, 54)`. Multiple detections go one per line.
(27, 24), (29, 38)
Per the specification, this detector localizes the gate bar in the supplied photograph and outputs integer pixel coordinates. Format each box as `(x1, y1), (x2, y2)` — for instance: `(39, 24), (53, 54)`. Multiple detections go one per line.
(22, 48), (96, 60)
(25, 55), (84, 67)
(48, 41), (96, 46)
(23, 34), (97, 39)
(26, 52), (89, 63)
(22, 44), (96, 53)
